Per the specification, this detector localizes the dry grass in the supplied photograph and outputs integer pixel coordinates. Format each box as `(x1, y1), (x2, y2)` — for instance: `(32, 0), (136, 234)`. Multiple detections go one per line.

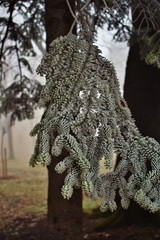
(0, 159), (101, 233)
(1, 159), (160, 240)
(0, 159), (103, 239)
(0, 160), (47, 232)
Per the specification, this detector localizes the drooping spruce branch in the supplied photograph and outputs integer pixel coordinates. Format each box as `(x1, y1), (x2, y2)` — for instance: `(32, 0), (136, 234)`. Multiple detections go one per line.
(30, 34), (160, 213)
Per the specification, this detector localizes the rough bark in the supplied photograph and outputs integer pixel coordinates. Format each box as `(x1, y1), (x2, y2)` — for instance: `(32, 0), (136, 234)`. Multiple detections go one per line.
(45, 1), (83, 239)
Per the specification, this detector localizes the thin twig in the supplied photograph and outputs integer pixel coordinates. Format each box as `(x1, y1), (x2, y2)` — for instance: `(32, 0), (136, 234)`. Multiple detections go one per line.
(80, 0), (91, 12)
(66, 0), (79, 24)
(66, 0), (91, 35)
(132, 2), (141, 18)
(68, 21), (76, 36)
(133, 0), (160, 31)
(0, 1), (15, 63)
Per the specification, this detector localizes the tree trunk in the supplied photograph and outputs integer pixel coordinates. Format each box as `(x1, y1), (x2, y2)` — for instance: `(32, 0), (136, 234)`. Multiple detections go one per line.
(45, 0), (75, 47)
(123, 5), (160, 225)
(124, 4), (160, 142)
(8, 126), (15, 159)
(48, 153), (82, 240)
(45, 1), (83, 239)
(124, 43), (160, 142)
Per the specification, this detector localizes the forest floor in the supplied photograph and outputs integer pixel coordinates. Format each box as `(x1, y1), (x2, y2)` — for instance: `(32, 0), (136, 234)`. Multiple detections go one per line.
(0, 159), (160, 240)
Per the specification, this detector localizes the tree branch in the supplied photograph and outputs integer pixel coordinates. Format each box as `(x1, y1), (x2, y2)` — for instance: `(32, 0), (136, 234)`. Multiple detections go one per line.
(0, 1), (16, 63)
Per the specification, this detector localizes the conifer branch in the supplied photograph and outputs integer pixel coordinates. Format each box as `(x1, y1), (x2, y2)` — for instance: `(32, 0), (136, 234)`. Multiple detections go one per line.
(30, 35), (160, 213)
(0, 0), (16, 65)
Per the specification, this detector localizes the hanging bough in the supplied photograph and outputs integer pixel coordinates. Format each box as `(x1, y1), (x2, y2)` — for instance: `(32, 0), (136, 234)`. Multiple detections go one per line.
(30, 34), (160, 213)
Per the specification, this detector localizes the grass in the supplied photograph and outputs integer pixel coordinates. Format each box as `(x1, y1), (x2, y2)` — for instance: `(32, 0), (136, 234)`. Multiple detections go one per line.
(0, 159), (101, 234)
(0, 160), (48, 232)
(0, 154), (117, 229)
(0, 159), (104, 240)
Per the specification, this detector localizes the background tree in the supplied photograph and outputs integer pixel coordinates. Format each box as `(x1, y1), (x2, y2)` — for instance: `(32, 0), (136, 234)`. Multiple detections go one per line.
(0, 0), (44, 159)
(0, 0), (44, 123)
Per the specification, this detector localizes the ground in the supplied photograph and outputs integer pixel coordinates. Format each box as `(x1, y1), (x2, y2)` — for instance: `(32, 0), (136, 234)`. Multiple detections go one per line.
(0, 159), (160, 240)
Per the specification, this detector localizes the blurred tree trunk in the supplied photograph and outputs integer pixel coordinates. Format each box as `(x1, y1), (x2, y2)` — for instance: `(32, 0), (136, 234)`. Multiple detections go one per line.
(124, 43), (160, 142)
(8, 126), (15, 159)
(7, 115), (15, 160)
(124, 2), (160, 142)
(45, 1), (83, 240)
(123, 3), (160, 224)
